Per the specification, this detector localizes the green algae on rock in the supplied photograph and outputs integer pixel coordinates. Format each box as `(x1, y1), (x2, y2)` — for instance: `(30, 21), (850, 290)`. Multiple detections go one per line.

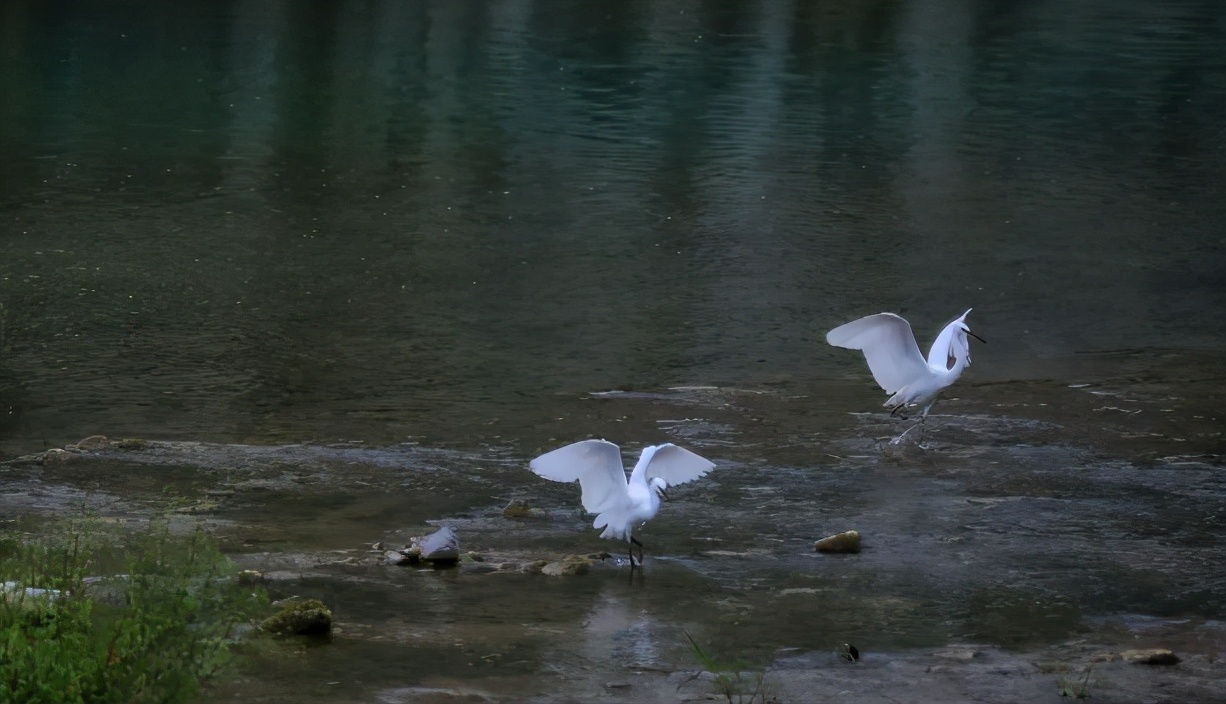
(261, 598), (333, 637)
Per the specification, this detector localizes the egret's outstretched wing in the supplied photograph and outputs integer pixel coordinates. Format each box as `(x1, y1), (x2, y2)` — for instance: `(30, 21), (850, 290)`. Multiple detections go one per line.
(925, 308), (972, 370)
(640, 443), (716, 487)
(529, 439), (627, 513)
(826, 313), (929, 393)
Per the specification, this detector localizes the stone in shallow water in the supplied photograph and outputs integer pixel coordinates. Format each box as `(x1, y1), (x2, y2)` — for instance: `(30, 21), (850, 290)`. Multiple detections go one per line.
(237, 569), (264, 585)
(74, 434), (110, 451)
(385, 550), (413, 565)
(814, 530), (862, 553)
(1120, 648), (1180, 665)
(416, 527), (460, 563)
(541, 555), (591, 576)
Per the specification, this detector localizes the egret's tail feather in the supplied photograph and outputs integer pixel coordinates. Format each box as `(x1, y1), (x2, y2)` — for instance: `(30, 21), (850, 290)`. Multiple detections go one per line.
(593, 511), (631, 541)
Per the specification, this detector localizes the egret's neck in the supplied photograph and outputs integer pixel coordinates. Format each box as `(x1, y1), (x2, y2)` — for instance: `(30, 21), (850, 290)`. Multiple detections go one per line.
(942, 346), (970, 379)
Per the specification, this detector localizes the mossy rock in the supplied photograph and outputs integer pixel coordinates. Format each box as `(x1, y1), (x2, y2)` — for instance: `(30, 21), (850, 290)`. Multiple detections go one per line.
(41, 448), (78, 464)
(502, 500), (533, 518)
(114, 438), (149, 450)
(541, 555), (591, 577)
(74, 435), (111, 451)
(261, 598), (332, 637)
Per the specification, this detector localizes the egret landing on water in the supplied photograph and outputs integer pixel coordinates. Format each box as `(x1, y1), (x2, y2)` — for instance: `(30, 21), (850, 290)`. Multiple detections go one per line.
(826, 308), (985, 445)
(529, 439), (716, 569)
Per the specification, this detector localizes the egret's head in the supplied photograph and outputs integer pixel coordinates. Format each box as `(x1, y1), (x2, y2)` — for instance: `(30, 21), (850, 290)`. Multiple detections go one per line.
(650, 477), (671, 502)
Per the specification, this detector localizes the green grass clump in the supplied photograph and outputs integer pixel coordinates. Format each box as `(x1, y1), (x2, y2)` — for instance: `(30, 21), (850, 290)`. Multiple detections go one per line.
(0, 518), (266, 704)
(682, 630), (774, 704)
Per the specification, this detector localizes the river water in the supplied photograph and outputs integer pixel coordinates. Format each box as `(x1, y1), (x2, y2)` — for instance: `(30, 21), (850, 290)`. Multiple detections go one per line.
(1, 1), (1223, 702)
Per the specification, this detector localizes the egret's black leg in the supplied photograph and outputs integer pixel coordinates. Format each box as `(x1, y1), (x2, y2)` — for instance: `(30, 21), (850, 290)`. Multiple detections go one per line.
(630, 535), (644, 568)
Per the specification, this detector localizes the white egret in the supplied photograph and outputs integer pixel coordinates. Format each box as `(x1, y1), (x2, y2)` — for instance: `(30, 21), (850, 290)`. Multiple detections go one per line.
(529, 439), (716, 568)
(826, 309), (985, 443)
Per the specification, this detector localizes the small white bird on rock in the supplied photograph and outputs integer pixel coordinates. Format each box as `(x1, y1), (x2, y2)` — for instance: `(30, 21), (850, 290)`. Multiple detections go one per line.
(827, 308), (985, 444)
(529, 439), (716, 569)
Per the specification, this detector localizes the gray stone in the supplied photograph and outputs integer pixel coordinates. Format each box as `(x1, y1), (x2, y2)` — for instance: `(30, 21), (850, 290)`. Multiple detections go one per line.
(417, 527), (460, 563)
(385, 550), (413, 565)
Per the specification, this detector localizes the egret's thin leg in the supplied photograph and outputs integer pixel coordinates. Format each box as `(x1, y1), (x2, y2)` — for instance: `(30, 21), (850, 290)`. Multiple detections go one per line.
(890, 418), (926, 445)
(630, 535), (644, 567)
(917, 402), (936, 447)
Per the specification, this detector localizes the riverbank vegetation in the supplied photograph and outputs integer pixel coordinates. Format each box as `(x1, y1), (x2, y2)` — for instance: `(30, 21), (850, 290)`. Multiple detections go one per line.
(0, 517), (266, 704)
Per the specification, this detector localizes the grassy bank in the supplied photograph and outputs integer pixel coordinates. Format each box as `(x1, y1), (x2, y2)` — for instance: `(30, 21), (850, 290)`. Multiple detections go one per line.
(1, 517), (266, 704)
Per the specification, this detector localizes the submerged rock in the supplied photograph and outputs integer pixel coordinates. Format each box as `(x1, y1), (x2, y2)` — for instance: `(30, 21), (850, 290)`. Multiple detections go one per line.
(1121, 648), (1180, 665)
(262, 598), (333, 637)
(815, 530), (862, 554)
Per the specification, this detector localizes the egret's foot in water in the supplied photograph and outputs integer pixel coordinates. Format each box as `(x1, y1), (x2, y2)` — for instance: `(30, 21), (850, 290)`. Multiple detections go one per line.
(628, 536), (645, 569)
(890, 419), (927, 446)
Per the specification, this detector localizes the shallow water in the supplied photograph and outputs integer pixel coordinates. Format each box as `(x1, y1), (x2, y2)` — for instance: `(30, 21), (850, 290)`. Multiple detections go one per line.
(1, 0), (1223, 701)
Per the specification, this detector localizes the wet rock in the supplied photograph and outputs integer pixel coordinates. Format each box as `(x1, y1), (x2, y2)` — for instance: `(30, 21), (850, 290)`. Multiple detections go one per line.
(74, 435), (110, 451)
(414, 527), (460, 564)
(390, 527), (460, 567)
(1121, 648), (1180, 665)
(2, 581), (63, 602)
(385, 550), (413, 566)
(521, 560), (549, 574)
(814, 530), (862, 554)
(237, 569), (264, 585)
(935, 647), (982, 662)
(465, 551), (485, 562)
(41, 448), (78, 464)
(113, 438), (148, 450)
(501, 499), (532, 518)
(541, 555), (591, 577)
(1089, 651), (1120, 663)
(261, 598), (333, 637)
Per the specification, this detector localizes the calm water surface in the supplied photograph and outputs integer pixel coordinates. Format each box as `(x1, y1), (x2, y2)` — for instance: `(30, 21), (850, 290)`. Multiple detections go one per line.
(1, 0), (1223, 700)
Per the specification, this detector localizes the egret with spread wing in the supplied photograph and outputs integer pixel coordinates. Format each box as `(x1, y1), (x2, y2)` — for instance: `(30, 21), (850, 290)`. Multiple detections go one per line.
(827, 308), (984, 444)
(529, 439), (716, 568)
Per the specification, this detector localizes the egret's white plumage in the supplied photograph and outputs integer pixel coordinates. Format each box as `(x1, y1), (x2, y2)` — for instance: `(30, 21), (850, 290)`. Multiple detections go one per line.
(827, 309), (982, 440)
(529, 439), (715, 565)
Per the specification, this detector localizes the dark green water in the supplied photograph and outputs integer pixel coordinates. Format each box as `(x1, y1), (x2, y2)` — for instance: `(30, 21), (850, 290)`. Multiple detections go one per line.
(2, 0), (1222, 450)
(1, 1), (1224, 701)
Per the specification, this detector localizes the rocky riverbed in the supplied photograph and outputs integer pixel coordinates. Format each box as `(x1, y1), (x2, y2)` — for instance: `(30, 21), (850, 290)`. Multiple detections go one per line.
(2, 375), (1223, 703)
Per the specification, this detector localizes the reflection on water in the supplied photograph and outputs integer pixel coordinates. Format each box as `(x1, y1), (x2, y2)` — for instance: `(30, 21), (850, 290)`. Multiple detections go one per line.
(1, 0), (1222, 449)
(0, 0), (1223, 700)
